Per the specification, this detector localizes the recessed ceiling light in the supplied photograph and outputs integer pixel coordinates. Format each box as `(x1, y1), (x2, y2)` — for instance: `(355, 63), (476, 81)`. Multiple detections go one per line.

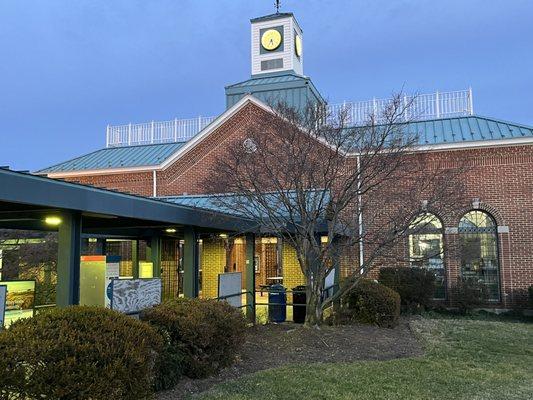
(44, 216), (62, 226)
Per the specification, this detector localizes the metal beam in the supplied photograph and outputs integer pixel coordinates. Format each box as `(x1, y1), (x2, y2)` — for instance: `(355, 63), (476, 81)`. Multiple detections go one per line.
(183, 226), (198, 298)
(56, 212), (82, 307)
(150, 236), (162, 278)
(131, 240), (139, 279)
(245, 233), (256, 323)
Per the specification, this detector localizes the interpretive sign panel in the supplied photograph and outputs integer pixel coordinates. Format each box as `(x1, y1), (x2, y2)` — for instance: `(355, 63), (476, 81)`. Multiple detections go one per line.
(110, 278), (161, 315)
(0, 280), (35, 327)
(218, 272), (242, 308)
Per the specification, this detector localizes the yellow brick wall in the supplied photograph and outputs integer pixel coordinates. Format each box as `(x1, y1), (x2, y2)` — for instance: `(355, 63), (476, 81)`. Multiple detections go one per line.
(200, 239), (226, 299)
(282, 244), (306, 289)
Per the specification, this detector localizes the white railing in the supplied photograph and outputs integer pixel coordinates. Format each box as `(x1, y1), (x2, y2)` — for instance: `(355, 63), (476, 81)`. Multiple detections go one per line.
(106, 116), (217, 147)
(106, 89), (473, 147)
(328, 89), (473, 126)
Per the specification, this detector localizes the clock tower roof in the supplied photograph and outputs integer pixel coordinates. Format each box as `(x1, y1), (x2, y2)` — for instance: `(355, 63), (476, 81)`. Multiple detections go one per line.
(250, 12), (302, 32)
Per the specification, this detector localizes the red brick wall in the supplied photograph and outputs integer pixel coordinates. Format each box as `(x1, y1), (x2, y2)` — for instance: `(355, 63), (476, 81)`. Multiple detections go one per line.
(54, 103), (533, 308)
(365, 145), (533, 308)
(67, 171), (154, 197)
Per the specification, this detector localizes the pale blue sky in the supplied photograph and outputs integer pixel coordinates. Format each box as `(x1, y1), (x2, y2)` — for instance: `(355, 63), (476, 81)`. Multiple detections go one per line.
(1, 0), (532, 171)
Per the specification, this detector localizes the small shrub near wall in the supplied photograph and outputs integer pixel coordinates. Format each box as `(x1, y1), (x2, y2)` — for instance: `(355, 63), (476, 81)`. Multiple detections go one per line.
(141, 298), (247, 379)
(0, 306), (163, 400)
(453, 277), (489, 314)
(529, 285), (533, 308)
(379, 267), (436, 311)
(337, 279), (401, 328)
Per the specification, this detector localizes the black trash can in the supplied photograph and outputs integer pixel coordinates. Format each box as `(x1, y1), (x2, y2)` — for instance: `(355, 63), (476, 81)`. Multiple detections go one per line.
(292, 285), (307, 323)
(268, 284), (286, 322)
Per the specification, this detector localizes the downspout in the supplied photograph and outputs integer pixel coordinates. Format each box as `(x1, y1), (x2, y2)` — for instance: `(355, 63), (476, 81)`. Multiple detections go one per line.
(152, 170), (157, 197)
(357, 154), (364, 273)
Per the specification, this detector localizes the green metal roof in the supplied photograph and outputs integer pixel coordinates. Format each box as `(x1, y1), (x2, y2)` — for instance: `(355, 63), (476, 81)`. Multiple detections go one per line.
(160, 189), (331, 218)
(37, 114), (533, 175)
(401, 115), (533, 145)
(225, 72), (325, 110)
(37, 142), (185, 173)
(226, 73), (306, 89)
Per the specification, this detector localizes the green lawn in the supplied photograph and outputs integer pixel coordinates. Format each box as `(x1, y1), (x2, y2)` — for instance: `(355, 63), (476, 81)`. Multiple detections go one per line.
(195, 318), (533, 399)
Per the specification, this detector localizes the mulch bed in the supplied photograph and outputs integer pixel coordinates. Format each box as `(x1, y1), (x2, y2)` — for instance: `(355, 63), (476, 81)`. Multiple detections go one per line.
(158, 318), (423, 399)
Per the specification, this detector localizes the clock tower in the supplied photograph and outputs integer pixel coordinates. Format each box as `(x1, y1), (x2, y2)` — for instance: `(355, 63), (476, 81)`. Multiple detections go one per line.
(250, 12), (303, 76)
(225, 12), (323, 111)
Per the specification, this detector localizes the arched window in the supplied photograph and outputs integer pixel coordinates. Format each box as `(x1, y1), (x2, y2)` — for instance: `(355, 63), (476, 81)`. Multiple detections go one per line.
(409, 213), (446, 299)
(459, 210), (500, 301)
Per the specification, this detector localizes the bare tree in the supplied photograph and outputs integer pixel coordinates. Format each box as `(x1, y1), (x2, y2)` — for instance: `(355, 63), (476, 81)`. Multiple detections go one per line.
(205, 95), (466, 326)
(0, 229), (58, 305)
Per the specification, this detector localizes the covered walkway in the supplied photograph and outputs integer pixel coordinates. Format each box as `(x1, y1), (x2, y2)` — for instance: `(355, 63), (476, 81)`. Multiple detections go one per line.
(0, 168), (257, 319)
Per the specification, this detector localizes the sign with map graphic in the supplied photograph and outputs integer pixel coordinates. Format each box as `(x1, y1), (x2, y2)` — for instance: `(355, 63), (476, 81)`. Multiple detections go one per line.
(0, 280), (35, 327)
(110, 278), (161, 315)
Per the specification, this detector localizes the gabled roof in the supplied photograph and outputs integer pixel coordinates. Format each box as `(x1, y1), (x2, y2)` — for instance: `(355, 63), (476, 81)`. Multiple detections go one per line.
(225, 72), (325, 110)
(37, 142), (186, 174)
(37, 94), (533, 177)
(402, 115), (533, 145)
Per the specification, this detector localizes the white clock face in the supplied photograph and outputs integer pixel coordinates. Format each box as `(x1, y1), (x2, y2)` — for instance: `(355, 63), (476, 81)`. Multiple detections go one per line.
(295, 35), (302, 57)
(261, 29), (282, 51)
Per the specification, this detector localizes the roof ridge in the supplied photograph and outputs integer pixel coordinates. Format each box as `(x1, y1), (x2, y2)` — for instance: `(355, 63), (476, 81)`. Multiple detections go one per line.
(469, 114), (533, 130)
(104, 141), (188, 149)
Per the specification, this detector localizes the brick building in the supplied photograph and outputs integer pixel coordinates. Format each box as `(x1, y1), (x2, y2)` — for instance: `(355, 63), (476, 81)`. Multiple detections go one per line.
(37, 12), (532, 308)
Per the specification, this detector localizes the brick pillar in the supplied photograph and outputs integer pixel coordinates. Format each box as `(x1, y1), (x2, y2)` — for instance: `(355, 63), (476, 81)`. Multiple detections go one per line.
(444, 227), (460, 307)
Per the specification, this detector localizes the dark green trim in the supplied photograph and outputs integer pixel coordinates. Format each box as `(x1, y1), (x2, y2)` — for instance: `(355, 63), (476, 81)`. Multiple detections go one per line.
(131, 240), (139, 279)
(56, 212), (82, 307)
(150, 236), (162, 278)
(245, 233), (256, 322)
(183, 226), (198, 297)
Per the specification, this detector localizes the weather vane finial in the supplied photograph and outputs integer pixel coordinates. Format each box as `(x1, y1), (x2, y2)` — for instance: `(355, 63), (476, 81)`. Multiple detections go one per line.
(275, 0), (281, 13)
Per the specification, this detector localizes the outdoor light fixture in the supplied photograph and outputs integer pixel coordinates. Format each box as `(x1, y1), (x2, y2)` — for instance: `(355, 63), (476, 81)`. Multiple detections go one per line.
(44, 216), (62, 226)
(219, 233), (228, 238)
(165, 228), (177, 233)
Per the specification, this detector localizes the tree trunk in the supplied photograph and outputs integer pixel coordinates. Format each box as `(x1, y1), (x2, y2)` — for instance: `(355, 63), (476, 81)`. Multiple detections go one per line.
(304, 274), (324, 326)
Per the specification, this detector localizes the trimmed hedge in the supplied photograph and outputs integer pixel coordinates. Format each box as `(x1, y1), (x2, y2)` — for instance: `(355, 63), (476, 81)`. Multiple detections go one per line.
(0, 306), (163, 400)
(339, 279), (401, 328)
(141, 298), (247, 379)
(379, 267), (436, 310)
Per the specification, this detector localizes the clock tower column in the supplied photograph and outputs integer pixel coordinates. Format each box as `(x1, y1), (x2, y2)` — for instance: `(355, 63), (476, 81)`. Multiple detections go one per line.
(250, 12), (303, 76)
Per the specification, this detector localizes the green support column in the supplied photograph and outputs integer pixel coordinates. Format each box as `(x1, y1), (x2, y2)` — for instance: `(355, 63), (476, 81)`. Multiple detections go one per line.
(150, 236), (162, 278)
(332, 237), (341, 293)
(183, 226), (198, 298)
(96, 238), (106, 256)
(245, 233), (256, 323)
(131, 240), (139, 279)
(56, 212), (82, 307)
